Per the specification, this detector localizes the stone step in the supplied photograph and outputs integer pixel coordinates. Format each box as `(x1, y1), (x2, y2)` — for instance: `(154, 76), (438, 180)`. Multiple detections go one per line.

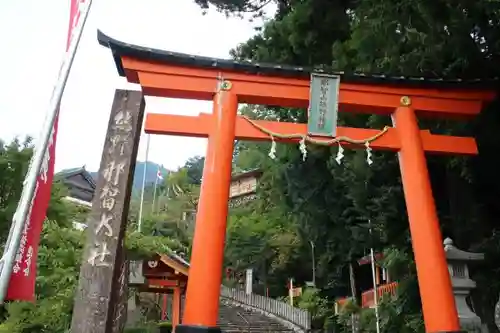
(218, 322), (288, 327)
(218, 325), (293, 332)
(218, 301), (292, 333)
(219, 327), (295, 332)
(220, 327), (294, 333)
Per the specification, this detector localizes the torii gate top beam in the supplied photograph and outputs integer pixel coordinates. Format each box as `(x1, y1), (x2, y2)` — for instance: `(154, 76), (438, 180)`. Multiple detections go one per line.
(98, 30), (496, 119)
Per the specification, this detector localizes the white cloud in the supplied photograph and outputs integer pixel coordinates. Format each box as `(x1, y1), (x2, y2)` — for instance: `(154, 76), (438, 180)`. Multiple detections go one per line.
(0, 0), (275, 172)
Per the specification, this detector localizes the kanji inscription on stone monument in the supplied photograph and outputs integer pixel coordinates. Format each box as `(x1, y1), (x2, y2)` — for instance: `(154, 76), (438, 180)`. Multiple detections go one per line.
(111, 240), (129, 333)
(70, 90), (145, 333)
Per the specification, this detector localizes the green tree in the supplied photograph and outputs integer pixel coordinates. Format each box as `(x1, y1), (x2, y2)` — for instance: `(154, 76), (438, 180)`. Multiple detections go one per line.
(0, 221), (83, 333)
(197, 0), (500, 331)
(183, 156), (205, 185)
(127, 161), (203, 257)
(0, 137), (190, 332)
(0, 137), (81, 238)
(0, 138), (35, 242)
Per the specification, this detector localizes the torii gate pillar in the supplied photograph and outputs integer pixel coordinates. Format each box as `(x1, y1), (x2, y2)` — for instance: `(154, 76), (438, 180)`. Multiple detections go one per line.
(394, 105), (459, 331)
(181, 89), (238, 330)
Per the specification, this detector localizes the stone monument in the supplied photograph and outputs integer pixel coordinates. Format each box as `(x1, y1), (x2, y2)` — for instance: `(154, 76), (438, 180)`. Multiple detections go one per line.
(443, 238), (485, 332)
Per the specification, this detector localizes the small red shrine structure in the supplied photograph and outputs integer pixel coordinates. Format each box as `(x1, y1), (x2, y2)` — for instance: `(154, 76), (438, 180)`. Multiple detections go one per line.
(98, 30), (497, 333)
(130, 253), (189, 329)
(356, 253), (396, 308)
(335, 253), (397, 312)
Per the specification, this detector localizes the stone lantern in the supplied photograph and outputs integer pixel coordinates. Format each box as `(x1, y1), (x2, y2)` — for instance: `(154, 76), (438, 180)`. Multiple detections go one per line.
(443, 238), (485, 332)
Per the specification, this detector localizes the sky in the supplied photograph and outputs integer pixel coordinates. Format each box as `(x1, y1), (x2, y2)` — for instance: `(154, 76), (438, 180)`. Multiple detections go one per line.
(0, 0), (275, 173)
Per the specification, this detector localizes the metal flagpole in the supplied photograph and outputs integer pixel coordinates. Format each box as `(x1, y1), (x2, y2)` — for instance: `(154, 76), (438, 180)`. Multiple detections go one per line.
(165, 186), (170, 211)
(0, 0), (93, 304)
(151, 168), (159, 214)
(369, 219), (381, 333)
(137, 134), (150, 232)
(309, 240), (316, 287)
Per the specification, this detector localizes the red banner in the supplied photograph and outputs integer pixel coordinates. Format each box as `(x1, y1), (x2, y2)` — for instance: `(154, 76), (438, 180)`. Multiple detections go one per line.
(6, 0), (86, 301)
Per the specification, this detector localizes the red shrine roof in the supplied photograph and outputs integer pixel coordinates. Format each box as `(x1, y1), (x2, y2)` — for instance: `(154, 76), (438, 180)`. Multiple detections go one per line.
(166, 252), (189, 270)
(97, 30), (499, 89)
(147, 252), (190, 277)
(358, 253), (384, 266)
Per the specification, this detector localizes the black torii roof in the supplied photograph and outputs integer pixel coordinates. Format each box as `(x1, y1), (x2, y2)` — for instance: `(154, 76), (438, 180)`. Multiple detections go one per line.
(97, 30), (500, 89)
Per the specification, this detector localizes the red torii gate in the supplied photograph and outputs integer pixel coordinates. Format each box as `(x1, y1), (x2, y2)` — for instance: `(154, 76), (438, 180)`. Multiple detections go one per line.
(97, 31), (496, 333)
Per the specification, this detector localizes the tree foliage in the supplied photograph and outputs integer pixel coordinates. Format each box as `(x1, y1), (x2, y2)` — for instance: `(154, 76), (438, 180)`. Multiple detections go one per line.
(203, 0), (500, 331)
(0, 138), (190, 332)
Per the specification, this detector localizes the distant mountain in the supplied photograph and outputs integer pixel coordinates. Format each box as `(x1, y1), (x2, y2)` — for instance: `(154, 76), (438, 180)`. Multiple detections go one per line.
(131, 161), (169, 190)
(89, 161), (169, 191)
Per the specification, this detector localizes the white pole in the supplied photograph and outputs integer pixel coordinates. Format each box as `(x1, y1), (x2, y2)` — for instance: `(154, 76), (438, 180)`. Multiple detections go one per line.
(165, 186), (170, 212)
(137, 134), (150, 232)
(369, 220), (381, 333)
(309, 240), (316, 287)
(0, 0), (93, 304)
(152, 170), (159, 214)
(245, 268), (253, 295)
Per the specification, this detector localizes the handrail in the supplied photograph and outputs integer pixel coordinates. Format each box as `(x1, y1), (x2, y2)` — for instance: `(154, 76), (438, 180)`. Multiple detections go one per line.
(361, 282), (398, 307)
(334, 282), (399, 313)
(220, 285), (311, 330)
